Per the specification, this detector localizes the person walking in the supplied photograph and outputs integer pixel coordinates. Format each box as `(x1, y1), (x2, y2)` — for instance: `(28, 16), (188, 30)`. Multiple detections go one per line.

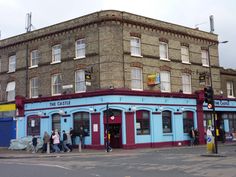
(52, 130), (61, 153)
(189, 127), (195, 146)
(32, 135), (37, 153)
(62, 130), (70, 152)
(70, 128), (76, 146)
(42, 131), (50, 153)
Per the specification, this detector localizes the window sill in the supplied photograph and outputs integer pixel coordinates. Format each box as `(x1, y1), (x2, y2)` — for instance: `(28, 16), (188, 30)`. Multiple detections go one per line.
(182, 61), (191, 65)
(74, 56), (86, 60)
(29, 65), (38, 69)
(131, 88), (143, 91)
(160, 58), (171, 62)
(75, 90), (86, 93)
(7, 70), (16, 73)
(202, 64), (209, 67)
(52, 93), (62, 96)
(227, 96), (235, 98)
(163, 133), (173, 136)
(50, 61), (61, 65)
(131, 54), (143, 58)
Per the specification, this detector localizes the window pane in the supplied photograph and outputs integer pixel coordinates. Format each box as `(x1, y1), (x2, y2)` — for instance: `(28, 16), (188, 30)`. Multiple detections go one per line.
(130, 38), (141, 56)
(27, 116), (40, 136)
(6, 81), (16, 101)
(9, 55), (16, 72)
(52, 45), (61, 62)
(160, 71), (170, 92)
(182, 74), (191, 94)
(31, 50), (40, 66)
(131, 67), (142, 90)
(52, 114), (61, 132)
(73, 112), (90, 136)
(183, 111), (194, 133)
(75, 70), (86, 92)
(52, 74), (62, 95)
(201, 50), (209, 66)
(162, 111), (172, 133)
(76, 39), (85, 58)
(136, 110), (150, 135)
(181, 46), (189, 63)
(30, 77), (38, 98)
(160, 43), (168, 59)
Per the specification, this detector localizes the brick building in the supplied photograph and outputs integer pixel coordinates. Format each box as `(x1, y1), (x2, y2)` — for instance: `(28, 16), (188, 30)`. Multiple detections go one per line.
(0, 10), (235, 148)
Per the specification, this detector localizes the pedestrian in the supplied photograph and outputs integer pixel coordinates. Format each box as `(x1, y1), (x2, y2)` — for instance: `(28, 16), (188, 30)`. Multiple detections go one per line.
(79, 126), (85, 148)
(194, 128), (199, 145)
(62, 130), (70, 152)
(67, 132), (73, 151)
(32, 134), (37, 153)
(52, 130), (61, 153)
(42, 131), (50, 153)
(70, 127), (76, 146)
(189, 127), (195, 146)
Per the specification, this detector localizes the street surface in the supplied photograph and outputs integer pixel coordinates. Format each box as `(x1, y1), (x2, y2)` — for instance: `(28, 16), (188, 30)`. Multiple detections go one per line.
(0, 144), (236, 177)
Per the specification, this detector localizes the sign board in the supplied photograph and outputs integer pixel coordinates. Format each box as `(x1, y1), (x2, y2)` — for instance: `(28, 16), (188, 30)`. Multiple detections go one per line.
(0, 104), (16, 112)
(147, 73), (160, 86)
(62, 85), (73, 89)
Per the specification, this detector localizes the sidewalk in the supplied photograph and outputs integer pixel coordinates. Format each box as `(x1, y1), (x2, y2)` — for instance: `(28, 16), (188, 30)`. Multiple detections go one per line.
(1, 142), (235, 159)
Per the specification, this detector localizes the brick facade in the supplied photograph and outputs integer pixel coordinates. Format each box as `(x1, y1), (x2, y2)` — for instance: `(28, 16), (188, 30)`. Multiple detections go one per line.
(0, 10), (220, 102)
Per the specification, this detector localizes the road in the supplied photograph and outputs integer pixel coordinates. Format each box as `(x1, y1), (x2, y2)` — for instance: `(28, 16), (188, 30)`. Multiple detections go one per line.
(0, 144), (236, 177)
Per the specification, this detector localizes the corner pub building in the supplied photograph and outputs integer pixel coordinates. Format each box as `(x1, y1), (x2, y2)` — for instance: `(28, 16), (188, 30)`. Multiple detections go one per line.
(0, 10), (235, 149)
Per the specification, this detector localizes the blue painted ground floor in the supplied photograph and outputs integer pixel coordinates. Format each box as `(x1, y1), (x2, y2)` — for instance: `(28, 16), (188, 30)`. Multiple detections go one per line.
(14, 89), (236, 149)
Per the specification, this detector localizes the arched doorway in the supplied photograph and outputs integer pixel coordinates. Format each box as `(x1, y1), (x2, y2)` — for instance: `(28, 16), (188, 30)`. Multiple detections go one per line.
(103, 109), (122, 148)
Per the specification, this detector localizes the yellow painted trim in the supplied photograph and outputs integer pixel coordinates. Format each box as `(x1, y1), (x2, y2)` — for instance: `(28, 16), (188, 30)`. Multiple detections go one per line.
(0, 104), (16, 112)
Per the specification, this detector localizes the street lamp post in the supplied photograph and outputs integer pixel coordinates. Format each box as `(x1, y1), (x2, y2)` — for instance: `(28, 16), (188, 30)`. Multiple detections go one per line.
(207, 41), (228, 154)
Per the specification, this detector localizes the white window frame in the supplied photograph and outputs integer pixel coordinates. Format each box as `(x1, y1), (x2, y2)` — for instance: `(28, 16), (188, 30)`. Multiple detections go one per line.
(182, 73), (192, 94)
(159, 42), (169, 60)
(227, 81), (234, 98)
(160, 71), (171, 92)
(30, 77), (39, 98)
(181, 46), (190, 64)
(75, 70), (86, 93)
(30, 50), (40, 68)
(51, 73), (62, 96)
(6, 81), (15, 102)
(51, 44), (61, 64)
(130, 37), (141, 57)
(201, 50), (209, 67)
(75, 39), (86, 59)
(131, 67), (143, 90)
(8, 55), (16, 73)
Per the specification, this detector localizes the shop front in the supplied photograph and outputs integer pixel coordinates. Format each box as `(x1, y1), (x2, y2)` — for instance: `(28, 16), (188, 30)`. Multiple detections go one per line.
(0, 104), (16, 147)
(15, 90), (202, 149)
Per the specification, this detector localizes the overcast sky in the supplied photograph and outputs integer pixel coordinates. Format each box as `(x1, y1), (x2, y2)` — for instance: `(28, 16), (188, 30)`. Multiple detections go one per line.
(0, 0), (235, 69)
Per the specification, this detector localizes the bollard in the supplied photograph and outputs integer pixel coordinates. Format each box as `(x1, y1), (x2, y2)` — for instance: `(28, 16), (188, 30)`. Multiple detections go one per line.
(47, 142), (50, 154)
(78, 141), (82, 152)
(207, 135), (214, 153)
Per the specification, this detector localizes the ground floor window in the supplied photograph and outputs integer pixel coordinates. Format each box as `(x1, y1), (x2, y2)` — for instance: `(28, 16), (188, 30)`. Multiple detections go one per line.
(52, 113), (61, 132)
(203, 112), (212, 130)
(162, 111), (172, 133)
(222, 112), (236, 132)
(183, 111), (194, 133)
(136, 110), (150, 135)
(73, 112), (90, 136)
(27, 116), (40, 136)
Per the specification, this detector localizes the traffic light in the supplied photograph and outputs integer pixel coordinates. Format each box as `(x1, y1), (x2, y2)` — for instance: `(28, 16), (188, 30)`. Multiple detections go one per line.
(204, 86), (214, 109)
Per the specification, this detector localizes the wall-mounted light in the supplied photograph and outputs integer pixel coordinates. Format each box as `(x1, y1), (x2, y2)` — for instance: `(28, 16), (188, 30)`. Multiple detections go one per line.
(128, 105), (136, 112)
(89, 107), (97, 113)
(58, 109), (66, 115)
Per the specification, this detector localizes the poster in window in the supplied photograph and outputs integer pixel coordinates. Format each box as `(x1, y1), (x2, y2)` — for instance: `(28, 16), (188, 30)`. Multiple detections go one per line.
(136, 122), (141, 129)
(31, 119), (35, 127)
(93, 124), (98, 132)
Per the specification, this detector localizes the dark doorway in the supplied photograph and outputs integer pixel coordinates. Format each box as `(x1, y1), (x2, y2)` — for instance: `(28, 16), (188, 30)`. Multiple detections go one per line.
(109, 124), (122, 148)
